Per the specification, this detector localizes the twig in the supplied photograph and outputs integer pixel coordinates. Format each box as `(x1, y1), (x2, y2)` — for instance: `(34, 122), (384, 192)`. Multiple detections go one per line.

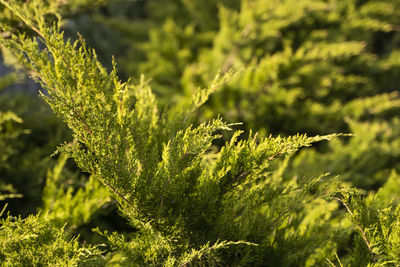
(0, 0), (45, 39)
(89, 166), (134, 210)
(334, 197), (376, 264)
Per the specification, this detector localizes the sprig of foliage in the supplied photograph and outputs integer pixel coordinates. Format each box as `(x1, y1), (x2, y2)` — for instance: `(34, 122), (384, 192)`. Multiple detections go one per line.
(335, 186), (400, 266)
(0, 213), (105, 266)
(41, 152), (112, 229)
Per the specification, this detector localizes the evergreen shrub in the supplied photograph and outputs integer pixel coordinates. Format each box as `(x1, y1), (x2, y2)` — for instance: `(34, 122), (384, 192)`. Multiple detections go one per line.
(0, 0), (400, 266)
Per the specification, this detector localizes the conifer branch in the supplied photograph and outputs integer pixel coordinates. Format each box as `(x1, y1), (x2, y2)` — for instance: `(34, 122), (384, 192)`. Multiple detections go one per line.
(0, 0), (45, 39)
(101, 179), (134, 210)
(334, 197), (377, 264)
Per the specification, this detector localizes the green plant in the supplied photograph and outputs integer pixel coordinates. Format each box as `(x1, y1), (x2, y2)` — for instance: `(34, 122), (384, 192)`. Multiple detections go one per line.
(0, 1), (345, 265)
(1, 0), (400, 266)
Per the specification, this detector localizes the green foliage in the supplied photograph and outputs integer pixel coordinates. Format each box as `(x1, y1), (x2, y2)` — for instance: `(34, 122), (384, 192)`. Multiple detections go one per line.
(0, 0), (343, 265)
(0, 75), (24, 202)
(289, 115), (400, 189)
(334, 184), (400, 266)
(0, 0), (400, 266)
(65, 0), (400, 191)
(0, 92), (73, 216)
(0, 212), (105, 266)
(0, 72), (22, 165)
(41, 153), (112, 229)
(0, 109), (22, 165)
(0, 72), (17, 89)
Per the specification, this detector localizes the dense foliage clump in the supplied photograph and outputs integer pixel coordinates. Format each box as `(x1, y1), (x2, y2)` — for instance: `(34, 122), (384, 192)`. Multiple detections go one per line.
(0, 0), (400, 266)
